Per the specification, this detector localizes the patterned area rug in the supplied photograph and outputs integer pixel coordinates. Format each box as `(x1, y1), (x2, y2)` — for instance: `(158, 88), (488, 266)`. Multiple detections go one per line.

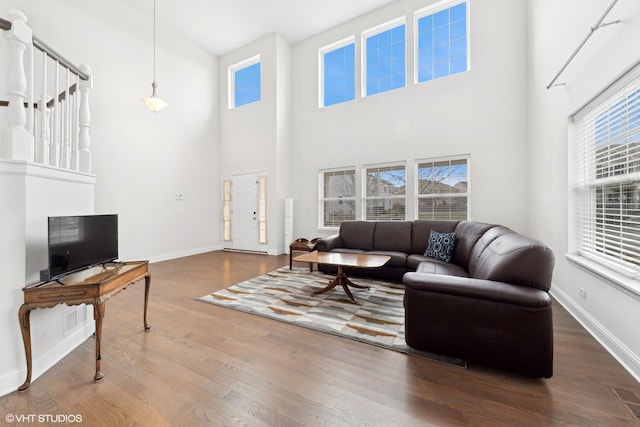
(197, 266), (465, 367)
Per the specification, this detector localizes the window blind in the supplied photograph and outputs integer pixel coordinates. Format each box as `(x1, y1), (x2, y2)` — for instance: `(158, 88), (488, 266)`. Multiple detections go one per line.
(364, 163), (406, 221)
(319, 168), (356, 227)
(572, 60), (640, 278)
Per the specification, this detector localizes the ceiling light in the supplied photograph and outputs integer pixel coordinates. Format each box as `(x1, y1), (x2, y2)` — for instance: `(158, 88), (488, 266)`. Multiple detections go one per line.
(142, 0), (168, 112)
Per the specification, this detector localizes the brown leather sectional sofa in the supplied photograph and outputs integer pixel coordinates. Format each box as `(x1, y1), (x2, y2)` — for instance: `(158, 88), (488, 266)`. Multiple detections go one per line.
(316, 220), (555, 378)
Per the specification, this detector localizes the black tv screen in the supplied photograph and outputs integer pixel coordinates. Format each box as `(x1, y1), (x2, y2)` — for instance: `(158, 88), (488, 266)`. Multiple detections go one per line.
(47, 214), (118, 279)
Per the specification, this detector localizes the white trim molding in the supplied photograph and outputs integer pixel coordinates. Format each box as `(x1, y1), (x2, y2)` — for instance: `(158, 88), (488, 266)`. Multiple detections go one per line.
(550, 284), (640, 383)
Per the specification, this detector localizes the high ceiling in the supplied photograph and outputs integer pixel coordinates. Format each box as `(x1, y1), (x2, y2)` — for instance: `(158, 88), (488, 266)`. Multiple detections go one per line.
(133, 0), (399, 56)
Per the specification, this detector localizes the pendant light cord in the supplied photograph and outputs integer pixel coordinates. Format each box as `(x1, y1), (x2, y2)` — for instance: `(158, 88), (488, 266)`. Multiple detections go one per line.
(152, 0), (157, 82)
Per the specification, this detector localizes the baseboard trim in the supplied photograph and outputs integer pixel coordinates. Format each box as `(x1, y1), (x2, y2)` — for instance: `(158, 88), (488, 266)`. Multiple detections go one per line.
(146, 245), (223, 263)
(0, 320), (94, 397)
(551, 286), (640, 383)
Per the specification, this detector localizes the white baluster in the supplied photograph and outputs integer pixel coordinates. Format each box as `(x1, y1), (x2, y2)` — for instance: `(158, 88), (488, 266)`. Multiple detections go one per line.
(35, 51), (48, 164)
(26, 40), (34, 138)
(60, 69), (70, 169)
(50, 62), (60, 167)
(78, 64), (92, 173)
(36, 95), (52, 164)
(1, 10), (34, 161)
(71, 75), (80, 171)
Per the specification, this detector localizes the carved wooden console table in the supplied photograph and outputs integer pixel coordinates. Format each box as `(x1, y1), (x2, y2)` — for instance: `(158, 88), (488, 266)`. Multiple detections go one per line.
(17, 260), (151, 391)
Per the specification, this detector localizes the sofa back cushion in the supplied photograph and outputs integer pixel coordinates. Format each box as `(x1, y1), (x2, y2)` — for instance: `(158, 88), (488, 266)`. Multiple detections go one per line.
(411, 220), (459, 254)
(452, 221), (497, 270)
(373, 221), (413, 252)
(471, 231), (555, 291)
(467, 225), (511, 275)
(339, 221), (376, 250)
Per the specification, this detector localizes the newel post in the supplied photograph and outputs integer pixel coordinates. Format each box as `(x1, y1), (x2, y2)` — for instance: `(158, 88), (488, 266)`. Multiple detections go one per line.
(78, 64), (92, 173)
(1, 10), (34, 161)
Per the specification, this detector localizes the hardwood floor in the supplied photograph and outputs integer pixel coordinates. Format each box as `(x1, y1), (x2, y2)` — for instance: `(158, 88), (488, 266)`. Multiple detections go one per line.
(1, 251), (639, 426)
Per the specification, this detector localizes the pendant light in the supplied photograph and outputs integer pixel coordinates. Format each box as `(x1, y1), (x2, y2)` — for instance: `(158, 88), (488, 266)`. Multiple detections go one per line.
(142, 0), (168, 112)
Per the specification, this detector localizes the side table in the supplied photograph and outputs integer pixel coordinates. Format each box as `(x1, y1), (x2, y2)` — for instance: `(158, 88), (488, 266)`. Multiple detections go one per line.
(289, 238), (319, 271)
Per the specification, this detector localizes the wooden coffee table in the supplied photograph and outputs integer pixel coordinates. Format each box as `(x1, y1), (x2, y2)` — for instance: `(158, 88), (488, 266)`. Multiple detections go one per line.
(293, 251), (390, 304)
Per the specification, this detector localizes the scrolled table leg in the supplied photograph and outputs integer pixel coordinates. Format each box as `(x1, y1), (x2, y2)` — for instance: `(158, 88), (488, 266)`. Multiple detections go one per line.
(93, 299), (105, 381)
(143, 273), (151, 330)
(17, 304), (34, 391)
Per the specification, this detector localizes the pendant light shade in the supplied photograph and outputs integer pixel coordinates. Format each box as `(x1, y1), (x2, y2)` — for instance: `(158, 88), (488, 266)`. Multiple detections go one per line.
(142, 0), (168, 112)
(142, 81), (168, 112)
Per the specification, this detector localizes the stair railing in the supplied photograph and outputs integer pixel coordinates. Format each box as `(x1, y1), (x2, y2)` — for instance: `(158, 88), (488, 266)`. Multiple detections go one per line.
(0, 10), (92, 173)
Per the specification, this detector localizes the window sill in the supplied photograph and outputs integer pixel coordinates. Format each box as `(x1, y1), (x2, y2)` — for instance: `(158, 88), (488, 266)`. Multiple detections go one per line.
(565, 253), (640, 300)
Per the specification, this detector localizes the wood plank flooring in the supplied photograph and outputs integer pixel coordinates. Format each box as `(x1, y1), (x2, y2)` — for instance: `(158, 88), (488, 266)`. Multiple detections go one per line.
(1, 251), (639, 426)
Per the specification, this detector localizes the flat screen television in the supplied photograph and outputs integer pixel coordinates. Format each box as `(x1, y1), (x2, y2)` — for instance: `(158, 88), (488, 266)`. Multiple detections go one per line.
(44, 214), (119, 280)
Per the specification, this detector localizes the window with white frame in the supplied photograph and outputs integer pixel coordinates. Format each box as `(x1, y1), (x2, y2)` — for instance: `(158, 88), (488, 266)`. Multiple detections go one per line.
(363, 18), (406, 97)
(228, 55), (261, 109)
(571, 62), (640, 279)
(415, 0), (468, 83)
(319, 168), (356, 228)
(416, 156), (469, 220)
(319, 37), (356, 107)
(364, 163), (406, 220)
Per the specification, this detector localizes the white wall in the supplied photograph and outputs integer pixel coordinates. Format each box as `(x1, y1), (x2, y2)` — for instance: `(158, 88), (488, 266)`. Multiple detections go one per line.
(0, 162), (96, 397)
(290, 0), (530, 239)
(528, 0), (640, 381)
(0, 0), (220, 395)
(219, 33), (292, 254)
(0, 165), (27, 396)
(1, 0), (221, 262)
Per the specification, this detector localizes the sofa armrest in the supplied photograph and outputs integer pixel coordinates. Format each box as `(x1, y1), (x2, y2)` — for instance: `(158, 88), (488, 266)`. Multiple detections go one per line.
(402, 272), (551, 308)
(316, 234), (343, 251)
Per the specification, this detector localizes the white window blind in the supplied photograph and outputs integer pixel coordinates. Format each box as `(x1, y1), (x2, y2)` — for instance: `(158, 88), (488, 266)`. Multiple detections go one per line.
(319, 168), (356, 228)
(416, 156), (469, 220)
(572, 61), (640, 278)
(364, 163), (406, 220)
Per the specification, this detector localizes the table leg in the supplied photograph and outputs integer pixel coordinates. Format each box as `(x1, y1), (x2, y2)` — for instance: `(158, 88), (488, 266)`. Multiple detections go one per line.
(312, 266), (369, 304)
(17, 305), (34, 391)
(143, 273), (151, 330)
(93, 300), (106, 381)
(289, 251), (293, 269)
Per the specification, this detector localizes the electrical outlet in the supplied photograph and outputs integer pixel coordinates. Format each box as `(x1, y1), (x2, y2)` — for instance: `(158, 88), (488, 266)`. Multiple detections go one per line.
(579, 288), (587, 299)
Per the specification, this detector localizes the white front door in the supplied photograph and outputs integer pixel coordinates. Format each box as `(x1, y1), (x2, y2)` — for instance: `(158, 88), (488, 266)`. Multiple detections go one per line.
(229, 174), (259, 252)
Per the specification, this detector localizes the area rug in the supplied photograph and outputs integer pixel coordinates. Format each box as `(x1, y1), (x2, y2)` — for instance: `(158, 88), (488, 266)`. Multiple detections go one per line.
(197, 266), (465, 368)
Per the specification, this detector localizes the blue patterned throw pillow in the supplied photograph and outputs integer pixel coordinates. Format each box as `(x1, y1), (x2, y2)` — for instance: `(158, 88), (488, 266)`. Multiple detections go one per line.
(424, 230), (457, 263)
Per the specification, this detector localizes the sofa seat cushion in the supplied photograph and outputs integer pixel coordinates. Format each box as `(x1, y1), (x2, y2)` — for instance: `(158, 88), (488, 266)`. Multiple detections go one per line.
(365, 250), (407, 268)
(413, 259), (469, 277)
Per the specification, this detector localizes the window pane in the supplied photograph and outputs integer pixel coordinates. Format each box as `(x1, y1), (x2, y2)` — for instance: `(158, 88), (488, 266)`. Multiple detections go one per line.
(417, 1), (468, 84)
(365, 164), (406, 221)
(366, 24), (406, 96)
(366, 166), (406, 196)
(323, 42), (356, 107)
(234, 62), (261, 107)
(574, 71), (640, 277)
(418, 196), (468, 221)
(418, 159), (468, 194)
(320, 169), (356, 227)
(416, 157), (469, 221)
(324, 170), (355, 198)
(324, 200), (356, 227)
(366, 199), (406, 221)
